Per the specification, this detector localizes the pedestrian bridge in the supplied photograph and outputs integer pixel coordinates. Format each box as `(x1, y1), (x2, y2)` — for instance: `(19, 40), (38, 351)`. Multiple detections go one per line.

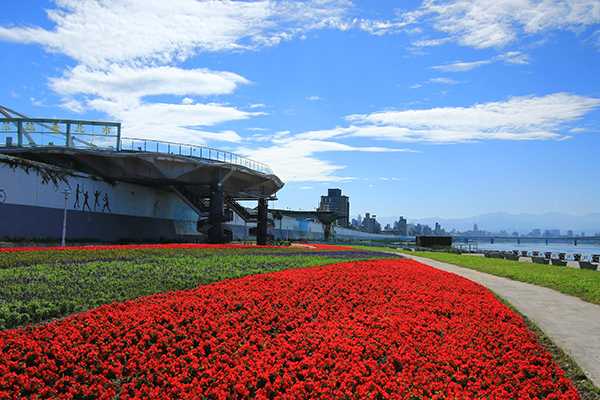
(453, 235), (600, 246)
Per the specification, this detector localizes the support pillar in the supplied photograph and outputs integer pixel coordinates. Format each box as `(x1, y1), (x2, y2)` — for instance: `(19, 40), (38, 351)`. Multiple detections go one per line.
(208, 183), (224, 243)
(257, 198), (268, 245)
(323, 223), (331, 242)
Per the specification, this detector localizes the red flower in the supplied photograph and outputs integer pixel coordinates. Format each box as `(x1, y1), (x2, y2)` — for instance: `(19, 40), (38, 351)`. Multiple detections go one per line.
(0, 259), (580, 399)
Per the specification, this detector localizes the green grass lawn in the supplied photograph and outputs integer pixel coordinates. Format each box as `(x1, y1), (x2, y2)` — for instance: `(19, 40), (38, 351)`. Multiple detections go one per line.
(347, 245), (600, 306)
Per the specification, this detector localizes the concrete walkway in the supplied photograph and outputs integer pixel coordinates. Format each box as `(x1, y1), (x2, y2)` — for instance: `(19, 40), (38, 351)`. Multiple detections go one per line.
(401, 253), (600, 388)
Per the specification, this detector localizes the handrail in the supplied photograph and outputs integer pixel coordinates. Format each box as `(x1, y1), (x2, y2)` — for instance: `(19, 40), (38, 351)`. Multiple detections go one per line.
(0, 115), (274, 176)
(119, 137), (273, 175)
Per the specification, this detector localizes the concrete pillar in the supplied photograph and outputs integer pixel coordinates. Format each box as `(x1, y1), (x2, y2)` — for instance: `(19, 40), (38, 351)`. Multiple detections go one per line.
(208, 183), (224, 243)
(257, 198), (268, 245)
(323, 223), (331, 242)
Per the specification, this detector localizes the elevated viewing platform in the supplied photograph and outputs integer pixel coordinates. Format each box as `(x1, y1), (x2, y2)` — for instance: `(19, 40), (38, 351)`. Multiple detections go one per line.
(0, 106), (283, 243)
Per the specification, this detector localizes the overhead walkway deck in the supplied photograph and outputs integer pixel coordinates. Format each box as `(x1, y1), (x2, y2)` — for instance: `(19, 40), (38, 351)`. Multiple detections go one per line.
(0, 105), (283, 244)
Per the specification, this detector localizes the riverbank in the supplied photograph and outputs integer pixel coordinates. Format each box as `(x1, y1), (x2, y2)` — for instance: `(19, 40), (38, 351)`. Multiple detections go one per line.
(454, 241), (600, 260)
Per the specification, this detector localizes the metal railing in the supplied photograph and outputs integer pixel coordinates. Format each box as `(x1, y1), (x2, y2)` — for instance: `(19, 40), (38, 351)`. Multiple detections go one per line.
(0, 116), (274, 176)
(119, 137), (273, 175)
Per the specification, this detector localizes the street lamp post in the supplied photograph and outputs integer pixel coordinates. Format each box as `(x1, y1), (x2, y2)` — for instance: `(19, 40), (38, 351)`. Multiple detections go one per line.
(61, 188), (71, 247)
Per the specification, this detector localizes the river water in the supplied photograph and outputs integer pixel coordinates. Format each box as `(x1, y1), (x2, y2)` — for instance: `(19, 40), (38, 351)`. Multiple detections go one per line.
(454, 241), (600, 260)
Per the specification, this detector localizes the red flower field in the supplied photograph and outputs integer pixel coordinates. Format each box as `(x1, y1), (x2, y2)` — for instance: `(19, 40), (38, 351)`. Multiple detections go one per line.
(0, 258), (578, 399)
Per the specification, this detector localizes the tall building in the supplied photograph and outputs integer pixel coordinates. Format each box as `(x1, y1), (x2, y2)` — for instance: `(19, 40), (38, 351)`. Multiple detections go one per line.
(362, 213), (381, 233)
(318, 188), (350, 228)
(397, 216), (408, 236)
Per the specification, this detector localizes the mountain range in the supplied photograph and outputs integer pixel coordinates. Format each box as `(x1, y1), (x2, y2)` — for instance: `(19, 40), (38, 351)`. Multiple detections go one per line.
(377, 212), (600, 236)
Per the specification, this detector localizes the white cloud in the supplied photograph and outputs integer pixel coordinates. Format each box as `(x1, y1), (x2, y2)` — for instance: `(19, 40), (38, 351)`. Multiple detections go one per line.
(590, 29), (600, 47)
(357, 18), (411, 35)
(403, 0), (600, 49)
(87, 100), (258, 143)
(431, 60), (492, 72)
(431, 51), (530, 72)
(47, 64), (259, 142)
(50, 65), (250, 108)
(306, 95), (322, 100)
(343, 93), (600, 143)
(428, 77), (464, 84)
(411, 37), (452, 47)
(0, 0), (355, 68)
(238, 138), (412, 182)
(0, 0), (361, 147)
(495, 51), (531, 65)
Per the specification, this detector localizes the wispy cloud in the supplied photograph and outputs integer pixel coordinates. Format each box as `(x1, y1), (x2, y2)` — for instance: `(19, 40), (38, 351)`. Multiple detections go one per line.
(306, 95), (322, 101)
(343, 93), (600, 143)
(91, 101), (257, 143)
(431, 51), (530, 72)
(0, 0), (356, 68)
(431, 60), (492, 72)
(496, 51), (531, 65)
(0, 0), (357, 145)
(285, 93), (600, 145)
(402, 0), (600, 49)
(428, 77), (464, 84)
(238, 138), (414, 182)
(50, 65), (250, 108)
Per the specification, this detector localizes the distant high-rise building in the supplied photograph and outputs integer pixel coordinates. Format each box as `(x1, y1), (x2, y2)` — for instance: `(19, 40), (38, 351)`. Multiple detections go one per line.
(422, 225), (432, 236)
(529, 228), (542, 237)
(318, 188), (350, 228)
(397, 216), (408, 236)
(362, 213), (381, 233)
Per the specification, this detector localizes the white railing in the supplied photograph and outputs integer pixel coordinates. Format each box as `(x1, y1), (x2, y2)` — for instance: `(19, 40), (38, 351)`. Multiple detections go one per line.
(119, 137), (273, 175)
(0, 117), (274, 175)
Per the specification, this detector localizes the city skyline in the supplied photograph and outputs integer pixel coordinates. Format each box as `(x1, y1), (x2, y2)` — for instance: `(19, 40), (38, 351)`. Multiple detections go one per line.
(1, 0), (599, 219)
(371, 211), (600, 237)
(352, 211), (600, 237)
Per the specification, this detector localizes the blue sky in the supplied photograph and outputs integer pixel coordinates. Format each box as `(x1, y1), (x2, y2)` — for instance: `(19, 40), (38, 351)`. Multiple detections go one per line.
(1, 0), (599, 221)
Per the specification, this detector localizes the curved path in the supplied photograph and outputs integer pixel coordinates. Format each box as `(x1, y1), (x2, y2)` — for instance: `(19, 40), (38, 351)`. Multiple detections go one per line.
(401, 253), (600, 388)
